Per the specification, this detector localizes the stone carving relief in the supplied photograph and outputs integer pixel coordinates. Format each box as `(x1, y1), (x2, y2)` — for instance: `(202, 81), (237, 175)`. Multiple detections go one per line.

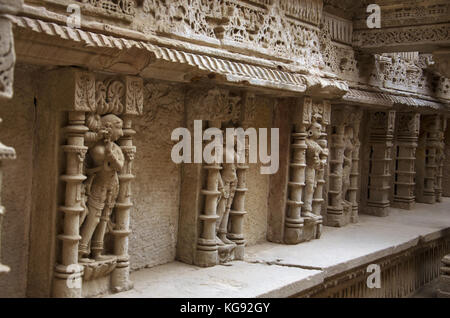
(284, 97), (330, 244)
(53, 70), (143, 298)
(140, 0), (324, 69)
(326, 107), (362, 226)
(353, 24), (450, 49)
(133, 82), (184, 149)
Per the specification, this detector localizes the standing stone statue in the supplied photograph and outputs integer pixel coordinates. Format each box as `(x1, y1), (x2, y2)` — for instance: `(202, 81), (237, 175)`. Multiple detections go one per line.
(303, 115), (327, 221)
(79, 114), (125, 262)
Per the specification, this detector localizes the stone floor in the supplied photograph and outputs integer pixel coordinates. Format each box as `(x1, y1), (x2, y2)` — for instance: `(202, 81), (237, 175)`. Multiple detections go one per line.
(106, 198), (450, 298)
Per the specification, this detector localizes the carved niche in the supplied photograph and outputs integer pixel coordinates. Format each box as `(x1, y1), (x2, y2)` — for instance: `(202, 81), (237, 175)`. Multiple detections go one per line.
(51, 69), (143, 298)
(284, 97), (331, 244)
(326, 106), (362, 227)
(177, 88), (253, 267)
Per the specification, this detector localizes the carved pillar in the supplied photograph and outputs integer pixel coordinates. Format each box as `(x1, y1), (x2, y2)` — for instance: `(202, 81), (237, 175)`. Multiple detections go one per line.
(227, 93), (254, 260)
(284, 121), (306, 244)
(416, 114), (444, 204)
(284, 97), (330, 243)
(392, 113), (420, 210)
(110, 77), (143, 292)
(435, 116), (447, 203)
(326, 107), (362, 226)
(349, 111), (362, 223)
(54, 112), (88, 298)
(196, 119), (222, 267)
(365, 111), (396, 217)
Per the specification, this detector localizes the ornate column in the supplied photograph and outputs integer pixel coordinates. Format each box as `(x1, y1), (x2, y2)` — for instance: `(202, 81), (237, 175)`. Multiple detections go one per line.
(365, 111), (396, 217)
(327, 110), (345, 226)
(416, 114), (443, 204)
(196, 119), (222, 267)
(228, 93), (254, 260)
(392, 112), (420, 210)
(349, 110), (362, 223)
(284, 121), (306, 244)
(326, 106), (362, 226)
(110, 76), (143, 293)
(435, 116), (447, 203)
(284, 97), (330, 243)
(54, 111), (88, 298)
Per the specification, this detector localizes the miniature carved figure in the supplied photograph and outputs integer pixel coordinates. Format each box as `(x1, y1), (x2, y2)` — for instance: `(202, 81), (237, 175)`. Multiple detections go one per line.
(79, 114), (125, 262)
(303, 115), (328, 220)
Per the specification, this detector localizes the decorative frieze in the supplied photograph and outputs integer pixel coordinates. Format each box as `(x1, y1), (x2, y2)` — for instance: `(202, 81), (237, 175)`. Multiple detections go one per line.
(284, 97), (330, 244)
(365, 111), (396, 217)
(326, 106), (362, 227)
(392, 112), (420, 210)
(48, 69), (143, 297)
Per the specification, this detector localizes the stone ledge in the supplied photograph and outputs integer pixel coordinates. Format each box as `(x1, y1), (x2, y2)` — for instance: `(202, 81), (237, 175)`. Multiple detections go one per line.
(106, 198), (450, 298)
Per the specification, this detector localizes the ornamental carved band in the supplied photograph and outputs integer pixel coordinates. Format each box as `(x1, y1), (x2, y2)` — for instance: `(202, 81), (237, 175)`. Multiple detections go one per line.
(284, 97), (330, 244)
(52, 69), (143, 298)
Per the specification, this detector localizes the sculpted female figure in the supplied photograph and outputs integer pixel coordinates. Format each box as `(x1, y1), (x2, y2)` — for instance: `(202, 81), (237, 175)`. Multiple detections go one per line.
(303, 116), (327, 220)
(79, 114), (125, 262)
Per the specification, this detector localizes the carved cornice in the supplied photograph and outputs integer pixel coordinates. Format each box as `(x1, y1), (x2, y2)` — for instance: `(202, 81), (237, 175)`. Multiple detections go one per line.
(8, 15), (348, 98)
(341, 88), (448, 111)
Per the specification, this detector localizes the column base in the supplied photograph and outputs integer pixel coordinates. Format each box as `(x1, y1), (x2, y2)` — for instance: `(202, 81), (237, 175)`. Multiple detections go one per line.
(52, 264), (83, 298)
(417, 194), (436, 204)
(392, 200), (415, 210)
(111, 262), (133, 293)
(194, 249), (218, 267)
(364, 204), (390, 217)
(233, 244), (245, 261)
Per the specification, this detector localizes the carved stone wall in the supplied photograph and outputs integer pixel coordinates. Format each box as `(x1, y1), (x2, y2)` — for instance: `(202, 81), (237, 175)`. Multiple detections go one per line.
(326, 106), (362, 227)
(443, 119), (450, 197)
